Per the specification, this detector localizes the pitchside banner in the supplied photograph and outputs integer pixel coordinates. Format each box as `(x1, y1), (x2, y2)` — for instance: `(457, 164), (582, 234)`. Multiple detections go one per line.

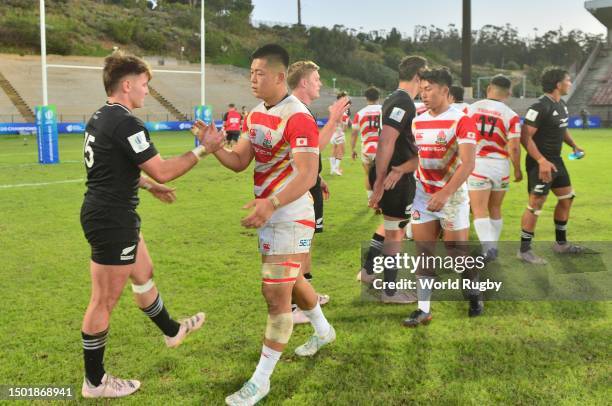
(35, 105), (59, 164)
(193, 105), (213, 146)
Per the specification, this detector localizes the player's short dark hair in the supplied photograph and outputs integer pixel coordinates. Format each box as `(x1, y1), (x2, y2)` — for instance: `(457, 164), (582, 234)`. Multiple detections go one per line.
(541, 67), (569, 93)
(103, 51), (152, 96)
(337, 91), (348, 99)
(251, 44), (290, 70)
(420, 67), (453, 88)
(490, 74), (512, 90)
(364, 86), (380, 102)
(398, 56), (427, 82)
(228, 103), (235, 108)
(449, 85), (464, 102)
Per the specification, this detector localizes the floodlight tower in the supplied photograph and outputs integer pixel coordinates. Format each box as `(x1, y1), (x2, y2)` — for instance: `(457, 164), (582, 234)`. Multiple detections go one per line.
(462, 0), (472, 98)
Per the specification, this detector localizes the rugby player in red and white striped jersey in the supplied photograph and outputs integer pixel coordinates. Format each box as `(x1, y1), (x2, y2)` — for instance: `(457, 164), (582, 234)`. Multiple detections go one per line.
(466, 75), (522, 261)
(403, 68), (480, 328)
(195, 44), (335, 406)
(350, 86), (382, 201)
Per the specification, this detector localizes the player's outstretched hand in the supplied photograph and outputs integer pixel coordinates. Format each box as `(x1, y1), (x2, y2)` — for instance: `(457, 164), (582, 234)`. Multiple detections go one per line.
(193, 120), (225, 153)
(321, 178), (330, 200)
(427, 189), (451, 212)
(148, 182), (176, 204)
(383, 166), (403, 190)
(241, 198), (275, 228)
(328, 96), (351, 124)
(351, 150), (358, 160)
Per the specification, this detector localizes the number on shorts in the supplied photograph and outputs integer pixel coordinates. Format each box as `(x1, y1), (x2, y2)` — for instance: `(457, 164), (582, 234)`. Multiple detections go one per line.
(83, 132), (96, 168)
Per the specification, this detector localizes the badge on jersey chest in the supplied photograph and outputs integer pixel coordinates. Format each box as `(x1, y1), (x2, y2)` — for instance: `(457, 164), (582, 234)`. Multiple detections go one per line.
(435, 131), (447, 145)
(263, 130), (273, 149)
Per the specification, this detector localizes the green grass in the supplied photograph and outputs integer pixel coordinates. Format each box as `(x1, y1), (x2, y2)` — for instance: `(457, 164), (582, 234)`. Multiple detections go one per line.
(0, 130), (610, 405)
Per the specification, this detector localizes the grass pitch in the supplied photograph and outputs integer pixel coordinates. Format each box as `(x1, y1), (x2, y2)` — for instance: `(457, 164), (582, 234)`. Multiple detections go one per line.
(0, 129), (610, 405)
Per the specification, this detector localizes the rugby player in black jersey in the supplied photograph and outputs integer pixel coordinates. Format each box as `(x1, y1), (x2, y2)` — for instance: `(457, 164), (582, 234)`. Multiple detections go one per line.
(361, 56), (427, 304)
(79, 52), (220, 398)
(518, 67), (585, 264)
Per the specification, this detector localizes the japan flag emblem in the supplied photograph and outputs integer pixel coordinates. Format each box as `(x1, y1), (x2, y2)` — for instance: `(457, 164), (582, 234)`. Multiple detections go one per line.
(296, 137), (308, 146)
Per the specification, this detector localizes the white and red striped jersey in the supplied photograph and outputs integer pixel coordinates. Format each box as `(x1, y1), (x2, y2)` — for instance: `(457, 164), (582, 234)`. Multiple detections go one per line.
(415, 101), (428, 116)
(412, 107), (478, 194)
(467, 99), (521, 159)
(242, 95), (319, 223)
(334, 112), (350, 135)
(352, 104), (382, 155)
(451, 102), (470, 114)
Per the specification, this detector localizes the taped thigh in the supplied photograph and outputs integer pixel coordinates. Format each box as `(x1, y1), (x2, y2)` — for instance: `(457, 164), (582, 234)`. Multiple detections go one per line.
(262, 262), (301, 285)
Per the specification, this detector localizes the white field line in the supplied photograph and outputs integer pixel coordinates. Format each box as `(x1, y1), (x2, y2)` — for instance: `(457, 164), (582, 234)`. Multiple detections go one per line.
(0, 178), (84, 189)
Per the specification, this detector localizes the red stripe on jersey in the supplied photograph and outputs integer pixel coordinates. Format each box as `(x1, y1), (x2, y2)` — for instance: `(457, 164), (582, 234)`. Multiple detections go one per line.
(420, 180), (441, 194)
(414, 120), (456, 130)
(418, 153), (458, 182)
(250, 112), (283, 130)
(479, 145), (508, 157)
(256, 165), (293, 198)
(280, 261), (301, 268)
(295, 219), (316, 228)
(254, 154), (290, 186)
(364, 135), (379, 144)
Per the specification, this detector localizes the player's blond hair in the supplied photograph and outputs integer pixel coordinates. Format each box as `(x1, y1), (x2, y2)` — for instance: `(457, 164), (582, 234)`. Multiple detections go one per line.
(103, 51), (152, 96)
(287, 60), (320, 90)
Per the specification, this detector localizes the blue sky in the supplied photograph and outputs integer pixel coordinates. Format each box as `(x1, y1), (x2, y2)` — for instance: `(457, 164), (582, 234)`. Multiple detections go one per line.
(251, 0), (606, 38)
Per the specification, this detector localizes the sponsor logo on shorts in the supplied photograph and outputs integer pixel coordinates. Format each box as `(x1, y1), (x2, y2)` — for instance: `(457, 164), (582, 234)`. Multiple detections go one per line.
(469, 179), (486, 187)
(534, 184), (546, 193)
(120, 244), (136, 261)
(262, 242), (271, 252)
(298, 238), (312, 248)
(249, 129), (257, 139)
(501, 181), (509, 189)
(412, 210), (421, 220)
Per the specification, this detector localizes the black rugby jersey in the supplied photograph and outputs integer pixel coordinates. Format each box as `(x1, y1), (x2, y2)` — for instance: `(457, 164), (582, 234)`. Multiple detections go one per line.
(82, 102), (158, 209)
(523, 95), (569, 162)
(380, 89), (418, 168)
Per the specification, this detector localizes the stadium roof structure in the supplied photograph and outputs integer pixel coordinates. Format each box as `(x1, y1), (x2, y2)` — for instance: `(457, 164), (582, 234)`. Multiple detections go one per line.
(585, 0), (612, 44)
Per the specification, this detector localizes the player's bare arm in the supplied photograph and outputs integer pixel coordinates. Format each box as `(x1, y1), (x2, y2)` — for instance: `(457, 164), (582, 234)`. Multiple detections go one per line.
(241, 151), (318, 228)
(507, 137), (522, 182)
(194, 120), (255, 173)
(350, 125), (359, 160)
(427, 143), (475, 212)
(521, 123), (556, 183)
(139, 153), (199, 184)
(370, 125), (400, 206)
(564, 129), (584, 155)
